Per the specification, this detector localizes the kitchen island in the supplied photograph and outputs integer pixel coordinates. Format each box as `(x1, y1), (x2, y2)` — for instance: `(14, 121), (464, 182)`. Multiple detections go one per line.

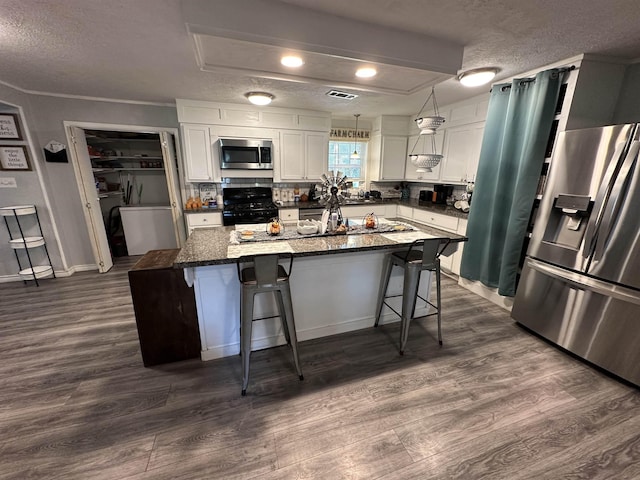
(175, 219), (466, 360)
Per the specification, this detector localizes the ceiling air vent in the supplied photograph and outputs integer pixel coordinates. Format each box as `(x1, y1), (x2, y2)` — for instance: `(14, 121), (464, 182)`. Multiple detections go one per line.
(326, 90), (358, 100)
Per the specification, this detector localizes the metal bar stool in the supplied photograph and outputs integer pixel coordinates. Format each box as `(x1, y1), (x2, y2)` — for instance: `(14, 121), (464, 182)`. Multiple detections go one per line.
(237, 253), (303, 396)
(374, 237), (451, 355)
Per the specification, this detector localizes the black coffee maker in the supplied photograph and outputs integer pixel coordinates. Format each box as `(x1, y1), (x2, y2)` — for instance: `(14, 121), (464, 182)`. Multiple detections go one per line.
(433, 184), (453, 204)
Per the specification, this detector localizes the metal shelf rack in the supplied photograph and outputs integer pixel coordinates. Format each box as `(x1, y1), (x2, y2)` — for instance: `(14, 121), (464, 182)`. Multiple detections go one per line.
(1, 205), (56, 286)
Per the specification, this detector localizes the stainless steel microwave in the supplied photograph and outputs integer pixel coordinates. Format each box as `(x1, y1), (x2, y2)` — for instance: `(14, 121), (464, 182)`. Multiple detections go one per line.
(219, 138), (273, 170)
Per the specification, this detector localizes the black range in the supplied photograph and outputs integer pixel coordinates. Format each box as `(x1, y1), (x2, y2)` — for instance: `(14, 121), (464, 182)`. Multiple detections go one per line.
(222, 187), (278, 226)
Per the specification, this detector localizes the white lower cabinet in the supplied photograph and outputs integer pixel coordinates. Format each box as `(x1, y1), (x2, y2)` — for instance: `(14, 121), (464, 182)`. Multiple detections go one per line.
(279, 208), (299, 222)
(397, 205), (413, 220)
(405, 208), (460, 272)
(412, 210), (459, 233)
(451, 218), (467, 276)
(341, 204), (396, 220)
(186, 212), (222, 234)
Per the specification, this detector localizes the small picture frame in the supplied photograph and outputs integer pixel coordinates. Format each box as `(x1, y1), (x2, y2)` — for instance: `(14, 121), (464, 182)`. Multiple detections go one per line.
(0, 145), (31, 171)
(0, 114), (22, 140)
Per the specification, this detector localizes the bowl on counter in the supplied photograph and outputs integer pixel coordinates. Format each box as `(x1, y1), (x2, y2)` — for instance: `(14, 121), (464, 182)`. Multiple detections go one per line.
(297, 219), (320, 235)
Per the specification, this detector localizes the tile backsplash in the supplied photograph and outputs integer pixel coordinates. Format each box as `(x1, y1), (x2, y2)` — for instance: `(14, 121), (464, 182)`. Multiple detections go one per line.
(190, 179), (469, 202)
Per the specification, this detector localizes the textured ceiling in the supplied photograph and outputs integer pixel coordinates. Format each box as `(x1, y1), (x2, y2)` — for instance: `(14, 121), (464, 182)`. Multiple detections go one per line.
(1, 0), (640, 117)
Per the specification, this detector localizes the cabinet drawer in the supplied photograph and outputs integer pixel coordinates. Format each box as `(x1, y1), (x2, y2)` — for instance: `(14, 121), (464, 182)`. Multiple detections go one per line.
(186, 212), (222, 227)
(279, 208), (299, 222)
(412, 209), (458, 232)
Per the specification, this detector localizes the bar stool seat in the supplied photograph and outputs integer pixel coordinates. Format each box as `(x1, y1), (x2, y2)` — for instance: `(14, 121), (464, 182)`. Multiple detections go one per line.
(237, 253), (303, 396)
(374, 237), (451, 354)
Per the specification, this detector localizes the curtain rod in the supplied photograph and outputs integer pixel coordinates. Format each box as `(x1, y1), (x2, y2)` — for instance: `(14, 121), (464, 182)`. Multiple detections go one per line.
(493, 65), (576, 92)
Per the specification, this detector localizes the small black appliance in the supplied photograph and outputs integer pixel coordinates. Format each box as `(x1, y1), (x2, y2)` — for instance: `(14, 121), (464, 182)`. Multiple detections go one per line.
(433, 184), (454, 204)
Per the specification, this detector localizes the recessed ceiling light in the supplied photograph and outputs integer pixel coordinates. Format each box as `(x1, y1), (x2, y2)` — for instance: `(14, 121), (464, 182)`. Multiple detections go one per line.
(281, 55), (304, 68)
(355, 67), (377, 78)
(457, 68), (499, 87)
(245, 92), (274, 105)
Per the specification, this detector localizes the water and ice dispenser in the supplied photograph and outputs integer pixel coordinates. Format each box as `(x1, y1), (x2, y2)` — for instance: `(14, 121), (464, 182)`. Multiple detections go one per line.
(541, 194), (593, 249)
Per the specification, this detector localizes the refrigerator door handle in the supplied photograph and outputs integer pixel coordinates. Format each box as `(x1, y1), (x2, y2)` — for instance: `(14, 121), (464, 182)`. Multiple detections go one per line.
(592, 140), (640, 262)
(527, 258), (640, 306)
(582, 141), (629, 259)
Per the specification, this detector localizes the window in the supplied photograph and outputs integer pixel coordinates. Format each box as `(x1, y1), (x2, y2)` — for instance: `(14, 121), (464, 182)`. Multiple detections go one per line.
(328, 141), (367, 182)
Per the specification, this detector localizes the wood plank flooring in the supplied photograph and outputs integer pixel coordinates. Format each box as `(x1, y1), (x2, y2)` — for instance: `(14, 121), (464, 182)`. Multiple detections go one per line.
(0, 258), (638, 479)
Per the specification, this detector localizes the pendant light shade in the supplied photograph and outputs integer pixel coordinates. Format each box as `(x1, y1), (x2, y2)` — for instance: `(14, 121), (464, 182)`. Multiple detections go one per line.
(350, 114), (360, 159)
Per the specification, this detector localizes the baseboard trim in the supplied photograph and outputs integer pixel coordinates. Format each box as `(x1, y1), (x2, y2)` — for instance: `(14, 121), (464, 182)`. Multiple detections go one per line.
(199, 307), (430, 362)
(0, 264), (97, 283)
(457, 277), (513, 311)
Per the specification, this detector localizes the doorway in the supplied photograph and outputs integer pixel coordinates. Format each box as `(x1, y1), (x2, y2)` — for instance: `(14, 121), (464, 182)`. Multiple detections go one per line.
(66, 124), (185, 273)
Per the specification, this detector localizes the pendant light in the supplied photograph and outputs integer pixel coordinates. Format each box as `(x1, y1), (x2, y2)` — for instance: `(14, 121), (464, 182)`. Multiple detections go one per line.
(350, 114), (360, 160)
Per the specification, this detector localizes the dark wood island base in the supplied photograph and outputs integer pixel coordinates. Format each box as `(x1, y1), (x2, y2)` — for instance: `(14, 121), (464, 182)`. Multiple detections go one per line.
(128, 249), (201, 366)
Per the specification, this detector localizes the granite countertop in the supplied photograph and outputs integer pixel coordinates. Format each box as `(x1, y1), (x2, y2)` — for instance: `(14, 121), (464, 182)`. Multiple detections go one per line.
(276, 198), (467, 218)
(174, 218), (467, 268)
(182, 199), (468, 218)
(184, 205), (224, 213)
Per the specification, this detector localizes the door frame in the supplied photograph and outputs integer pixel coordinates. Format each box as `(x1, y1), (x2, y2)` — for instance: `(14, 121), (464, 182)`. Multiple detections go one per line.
(64, 121), (186, 271)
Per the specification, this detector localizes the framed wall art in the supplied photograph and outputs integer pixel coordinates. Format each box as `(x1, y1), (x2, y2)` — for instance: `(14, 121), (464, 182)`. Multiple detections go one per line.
(0, 145), (31, 171)
(0, 114), (22, 140)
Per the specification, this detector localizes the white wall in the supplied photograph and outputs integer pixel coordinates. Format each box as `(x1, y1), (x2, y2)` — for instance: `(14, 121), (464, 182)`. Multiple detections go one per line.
(613, 62), (640, 124)
(0, 85), (178, 277)
(0, 83), (58, 279)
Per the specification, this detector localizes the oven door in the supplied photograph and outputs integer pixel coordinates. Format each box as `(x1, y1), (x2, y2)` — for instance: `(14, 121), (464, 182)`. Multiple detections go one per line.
(219, 139), (272, 170)
(223, 211), (278, 226)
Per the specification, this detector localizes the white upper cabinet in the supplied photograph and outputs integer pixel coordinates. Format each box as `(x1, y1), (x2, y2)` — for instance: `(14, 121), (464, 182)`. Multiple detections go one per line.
(280, 130), (305, 180)
(181, 124), (215, 182)
(305, 132), (330, 181)
(279, 130), (329, 181)
(368, 116), (410, 182)
(369, 134), (408, 181)
(383, 136), (408, 180)
(440, 123), (484, 183)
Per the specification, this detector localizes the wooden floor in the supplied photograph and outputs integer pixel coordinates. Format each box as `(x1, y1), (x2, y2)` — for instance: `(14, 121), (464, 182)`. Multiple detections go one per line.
(1, 258), (639, 479)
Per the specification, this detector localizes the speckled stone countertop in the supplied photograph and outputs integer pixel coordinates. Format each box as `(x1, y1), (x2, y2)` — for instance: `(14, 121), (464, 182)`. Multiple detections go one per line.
(183, 199), (468, 218)
(273, 199), (468, 218)
(174, 218), (467, 268)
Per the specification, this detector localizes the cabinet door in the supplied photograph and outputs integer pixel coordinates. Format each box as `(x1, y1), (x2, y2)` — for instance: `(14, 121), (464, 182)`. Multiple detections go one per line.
(405, 135), (422, 180)
(451, 218), (468, 275)
(278, 208), (299, 221)
(305, 132), (329, 181)
(279, 130), (306, 180)
(160, 132), (186, 247)
(466, 124), (484, 182)
(397, 205), (413, 219)
(380, 136), (407, 180)
(441, 124), (483, 183)
(70, 126), (113, 273)
(181, 124), (213, 182)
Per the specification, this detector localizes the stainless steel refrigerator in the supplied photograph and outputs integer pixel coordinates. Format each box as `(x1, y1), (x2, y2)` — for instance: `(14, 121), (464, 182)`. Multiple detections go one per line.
(512, 124), (640, 386)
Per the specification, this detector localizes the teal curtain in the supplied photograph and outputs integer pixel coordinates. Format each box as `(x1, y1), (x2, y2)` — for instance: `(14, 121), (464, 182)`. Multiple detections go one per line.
(460, 69), (564, 296)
